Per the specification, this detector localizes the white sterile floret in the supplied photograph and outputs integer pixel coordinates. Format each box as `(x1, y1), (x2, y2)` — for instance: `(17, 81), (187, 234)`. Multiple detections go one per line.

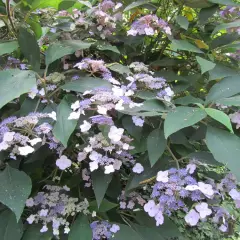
(115, 100), (124, 110)
(156, 170), (169, 183)
(89, 161), (99, 172)
(80, 120), (91, 133)
(112, 86), (124, 97)
(113, 159), (122, 170)
(56, 155), (72, 170)
(48, 111), (57, 120)
(68, 110), (84, 120)
(0, 141), (9, 151)
(132, 163), (144, 174)
(3, 132), (15, 142)
(19, 146), (35, 156)
(28, 138), (42, 146)
(97, 106), (108, 115)
(108, 126), (124, 143)
(71, 100), (80, 111)
(40, 225), (48, 233)
(78, 152), (87, 162)
(27, 214), (35, 224)
(104, 165), (115, 174)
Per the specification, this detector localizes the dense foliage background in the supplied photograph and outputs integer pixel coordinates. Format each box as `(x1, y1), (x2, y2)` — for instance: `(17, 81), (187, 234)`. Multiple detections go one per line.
(0, 0), (240, 239)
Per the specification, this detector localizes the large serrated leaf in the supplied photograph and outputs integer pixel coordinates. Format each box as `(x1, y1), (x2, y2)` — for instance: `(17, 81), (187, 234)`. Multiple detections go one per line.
(147, 129), (166, 166)
(171, 40), (203, 53)
(18, 27), (40, 71)
(0, 69), (36, 110)
(68, 214), (92, 240)
(205, 108), (233, 133)
(45, 41), (92, 65)
(123, 0), (150, 12)
(91, 169), (112, 207)
(212, 20), (240, 35)
(0, 41), (19, 55)
(22, 225), (52, 240)
(164, 107), (207, 138)
(206, 127), (240, 180)
(61, 77), (111, 93)
(0, 210), (23, 240)
(53, 96), (78, 147)
(0, 165), (32, 221)
(206, 75), (240, 103)
(196, 56), (216, 74)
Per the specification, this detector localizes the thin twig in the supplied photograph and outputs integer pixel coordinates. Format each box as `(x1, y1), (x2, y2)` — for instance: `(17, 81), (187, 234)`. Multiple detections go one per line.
(167, 144), (180, 169)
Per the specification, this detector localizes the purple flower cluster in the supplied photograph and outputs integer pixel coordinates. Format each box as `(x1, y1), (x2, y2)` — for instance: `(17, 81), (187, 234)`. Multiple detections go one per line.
(219, 7), (240, 35)
(118, 191), (146, 210)
(144, 166), (237, 231)
(128, 62), (174, 101)
(229, 111), (240, 129)
(90, 221), (120, 240)
(127, 14), (171, 36)
(26, 185), (90, 236)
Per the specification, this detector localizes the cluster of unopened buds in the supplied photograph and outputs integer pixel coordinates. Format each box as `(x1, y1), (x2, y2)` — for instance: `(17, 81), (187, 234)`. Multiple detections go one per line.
(127, 14), (171, 36)
(143, 164), (238, 232)
(26, 185), (91, 236)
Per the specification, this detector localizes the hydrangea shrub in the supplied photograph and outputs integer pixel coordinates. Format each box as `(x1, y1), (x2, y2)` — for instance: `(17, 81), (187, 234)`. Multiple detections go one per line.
(0, 0), (240, 239)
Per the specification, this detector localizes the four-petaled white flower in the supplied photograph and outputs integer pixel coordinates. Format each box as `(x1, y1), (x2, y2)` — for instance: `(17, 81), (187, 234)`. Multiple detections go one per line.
(97, 106), (108, 115)
(104, 165), (115, 174)
(195, 202), (212, 219)
(3, 132), (15, 142)
(156, 170), (169, 183)
(19, 146), (35, 156)
(56, 155), (72, 170)
(80, 120), (91, 133)
(71, 100), (80, 111)
(89, 161), (99, 172)
(48, 111), (57, 121)
(198, 182), (214, 198)
(108, 126), (124, 143)
(132, 163), (144, 174)
(185, 209), (200, 226)
(28, 138), (42, 146)
(229, 189), (240, 200)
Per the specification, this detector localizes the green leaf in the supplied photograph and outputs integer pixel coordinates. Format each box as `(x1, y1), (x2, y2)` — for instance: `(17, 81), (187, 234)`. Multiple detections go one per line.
(108, 64), (131, 75)
(18, 27), (40, 71)
(206, 75), (240, 103)
(174, 95), (204, 105)
(112, 224), (142, 240)
(208, 63), (239, 81)
(22, 225), (52, 240)
(96, 43), (120, 54)
(164, 107), (207, 138)
(91, 169), (113, 207)
(187, 152), (222, 166)
(199, 5), (218, 25)
(31, 0), (62, 9)
(147, 129), (166, 166)
(0, 165), (32, 221)
(124, 0), (150, 12)
(61, 77), (112, 93)
(135, 211), (182, 239)
(45, 41), (92, 65)
(131, 224), (165, 240)
(205, 108), (233, 133)
(206, 127), (240, 180)
(216, 96), (240, 106)
(176, 16), (189, 30)
(196, 56), (216, 74)
(210, 33), (239, 49)
(53, 96), (78, 147)
(0, 41), (19, 55)
(0, 209), (23, 240)
(68, 214), (92, 240)
(0, 69), (36, 109)
(208, 0), (240, 6)
(171, 40), (203, 53)
(122, 116), (142, 140)
(212, 19), (240, 35)
(89, 199), (118, 212)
